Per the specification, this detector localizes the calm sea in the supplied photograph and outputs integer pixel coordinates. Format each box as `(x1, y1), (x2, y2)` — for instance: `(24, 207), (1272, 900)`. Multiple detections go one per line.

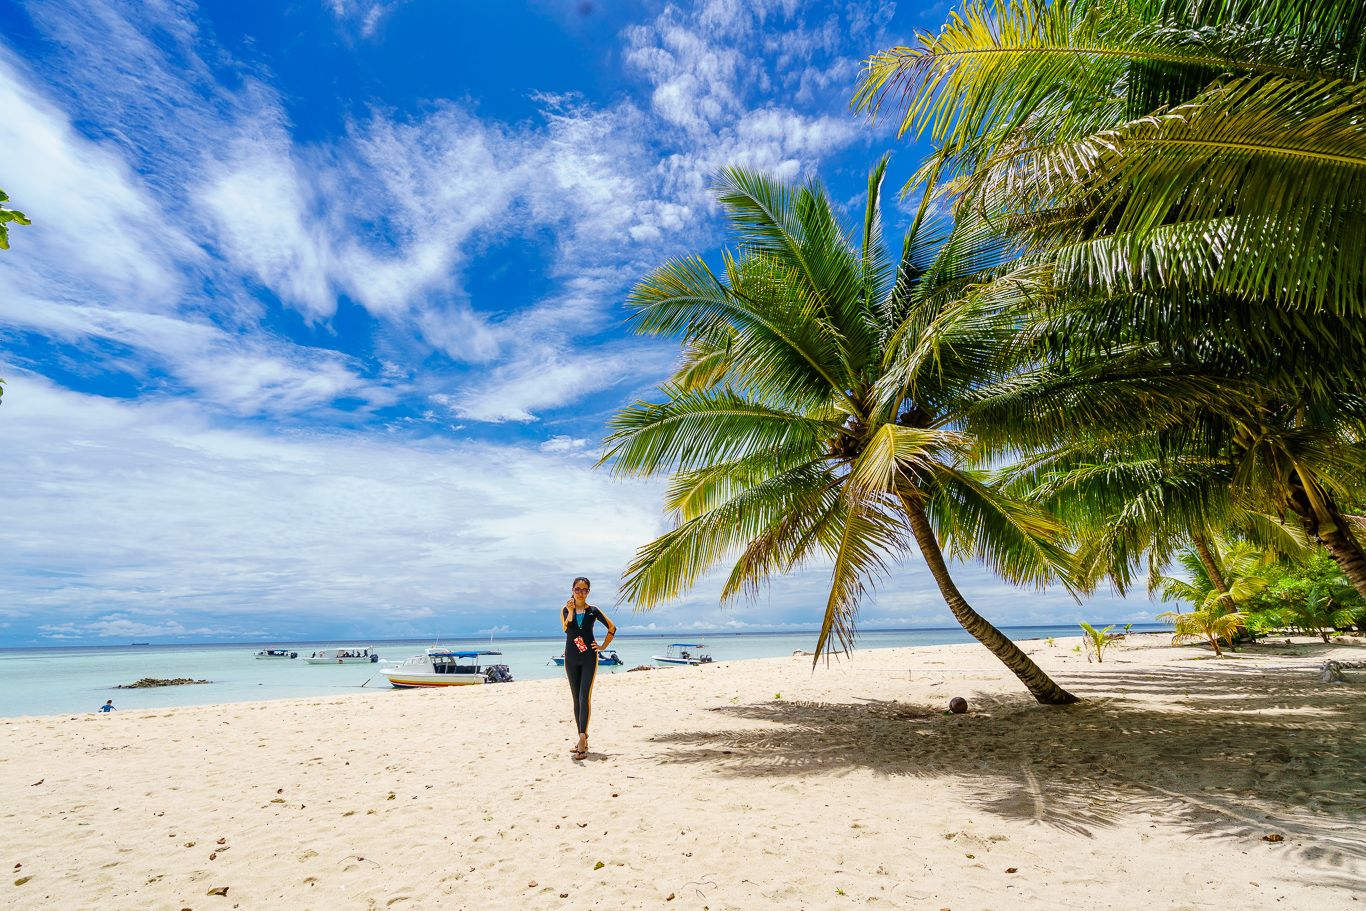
(0, 625), (1166, 718)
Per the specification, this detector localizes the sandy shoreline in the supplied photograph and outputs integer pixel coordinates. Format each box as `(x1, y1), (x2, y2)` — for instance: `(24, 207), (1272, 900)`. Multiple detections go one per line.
(3, 634), (1364, 909)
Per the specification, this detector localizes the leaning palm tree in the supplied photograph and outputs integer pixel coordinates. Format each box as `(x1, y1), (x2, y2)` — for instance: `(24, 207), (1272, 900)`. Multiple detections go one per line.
(600, 162), (1080, 705)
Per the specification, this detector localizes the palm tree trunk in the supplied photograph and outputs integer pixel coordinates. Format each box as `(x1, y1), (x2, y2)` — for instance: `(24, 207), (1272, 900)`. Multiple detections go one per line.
(1190, 530), (1229, 598)
(1317, 522), (1366, 600)
(901, 497), (1078, 705)
(1288, 481), (1366, 601)
(1190, 529), (1243, 646)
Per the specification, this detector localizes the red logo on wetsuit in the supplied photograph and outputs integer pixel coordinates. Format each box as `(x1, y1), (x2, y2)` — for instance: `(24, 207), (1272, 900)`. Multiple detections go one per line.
(573, 636), (588, 653)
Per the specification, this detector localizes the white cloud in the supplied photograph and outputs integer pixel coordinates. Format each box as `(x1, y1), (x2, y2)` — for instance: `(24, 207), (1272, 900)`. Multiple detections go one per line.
(0, 374), (668, 637)
(197, 123), (339, 322)
(0, 291), (389, 417)
(540, 435), (591, 455)
(0, 52), (195, 306)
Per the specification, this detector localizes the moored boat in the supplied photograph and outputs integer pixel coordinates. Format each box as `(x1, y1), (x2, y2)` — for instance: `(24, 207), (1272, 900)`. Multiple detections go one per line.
(652, 643), (712, 666)
(550, 649), (623, 667)
(381, 648), (514, 688)
(254, 648), (298, 659)
(303, 646), (379, 664)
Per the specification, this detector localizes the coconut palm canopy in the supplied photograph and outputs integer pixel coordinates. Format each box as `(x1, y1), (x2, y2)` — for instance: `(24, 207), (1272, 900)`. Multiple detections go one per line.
(600, 161), (1083, 704)
(856, 0), (1366, 598)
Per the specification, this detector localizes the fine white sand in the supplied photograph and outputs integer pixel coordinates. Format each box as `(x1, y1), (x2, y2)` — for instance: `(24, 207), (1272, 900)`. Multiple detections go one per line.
(2, 634), (1364, 909)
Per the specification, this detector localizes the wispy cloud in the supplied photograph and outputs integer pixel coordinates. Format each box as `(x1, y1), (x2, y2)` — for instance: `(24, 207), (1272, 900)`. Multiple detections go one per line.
(325, 0), (404, 39)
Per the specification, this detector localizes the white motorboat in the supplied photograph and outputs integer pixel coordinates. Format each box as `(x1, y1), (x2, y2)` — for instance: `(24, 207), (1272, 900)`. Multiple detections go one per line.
(380, 648), (514, 688)
(254, 648), (298, 659)
(652, 643), (713, 666)
(303, 646), (379, 665)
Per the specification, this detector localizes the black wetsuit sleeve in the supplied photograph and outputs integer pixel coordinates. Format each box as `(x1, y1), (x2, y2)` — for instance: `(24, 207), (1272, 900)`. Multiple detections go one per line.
(594, 607), (617, 639)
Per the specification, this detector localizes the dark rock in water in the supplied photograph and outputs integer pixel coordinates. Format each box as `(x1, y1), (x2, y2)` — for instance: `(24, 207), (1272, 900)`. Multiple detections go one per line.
(115, 677), (212, 689)
(948, 696), (968, 714)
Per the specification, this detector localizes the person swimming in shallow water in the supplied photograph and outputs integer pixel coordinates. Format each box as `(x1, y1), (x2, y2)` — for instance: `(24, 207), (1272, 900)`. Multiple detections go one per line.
(560, 576), (616, 760)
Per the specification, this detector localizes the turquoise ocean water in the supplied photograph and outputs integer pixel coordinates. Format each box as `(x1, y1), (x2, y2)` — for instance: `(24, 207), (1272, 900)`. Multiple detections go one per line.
(0, 625), (1166, 718)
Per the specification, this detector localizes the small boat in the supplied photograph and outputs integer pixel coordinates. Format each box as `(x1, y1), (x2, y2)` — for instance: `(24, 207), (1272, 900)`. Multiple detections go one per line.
(652, 643), (713, 666)
(130, 642), (151, 646)
(254, 648), (298, 659)
(381, 648), (513, 688)
(550, 649), (624, 667)
(303, 646), (379, 665)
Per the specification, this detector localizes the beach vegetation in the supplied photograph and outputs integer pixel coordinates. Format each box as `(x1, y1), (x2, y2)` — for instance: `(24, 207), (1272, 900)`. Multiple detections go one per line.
(1156, 539), (1273, 612)
(1077, 621), (1118, 663)
(1157, 603), (1247, 657)
(0, 189), (29, 251)
(854, 0), (1366, 602)
(1154, 539), (1272, 654)
(1243, 550), (1366, 640)
(601, 162), (1079, 705)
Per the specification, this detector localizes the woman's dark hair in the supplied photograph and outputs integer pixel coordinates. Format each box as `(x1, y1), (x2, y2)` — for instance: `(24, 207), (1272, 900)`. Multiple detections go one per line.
(572, 576), (591, 589)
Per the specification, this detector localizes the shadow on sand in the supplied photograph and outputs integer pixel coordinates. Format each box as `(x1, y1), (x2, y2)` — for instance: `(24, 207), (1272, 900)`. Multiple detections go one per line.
(649, 656), (1366, 884)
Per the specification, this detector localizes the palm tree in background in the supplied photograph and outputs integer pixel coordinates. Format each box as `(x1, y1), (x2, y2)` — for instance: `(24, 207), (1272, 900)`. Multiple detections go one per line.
(1155, 538), (1270, 655)
(600, 162), (1081, 704)
(854, 0), (1366, 596)
(1006, 444), (1309, 597)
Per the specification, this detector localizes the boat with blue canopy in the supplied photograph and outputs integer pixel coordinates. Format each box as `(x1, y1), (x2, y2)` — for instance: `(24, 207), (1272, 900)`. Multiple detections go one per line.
(652, 643), (712, 666)
(380, 648), (514, 687)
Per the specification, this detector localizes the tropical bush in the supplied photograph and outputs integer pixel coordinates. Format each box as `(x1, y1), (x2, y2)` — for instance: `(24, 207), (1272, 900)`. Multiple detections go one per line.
(1243, 551), (1366, 639)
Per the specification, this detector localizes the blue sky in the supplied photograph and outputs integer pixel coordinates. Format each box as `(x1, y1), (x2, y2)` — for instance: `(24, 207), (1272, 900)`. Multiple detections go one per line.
(0, 0), (1149, 646)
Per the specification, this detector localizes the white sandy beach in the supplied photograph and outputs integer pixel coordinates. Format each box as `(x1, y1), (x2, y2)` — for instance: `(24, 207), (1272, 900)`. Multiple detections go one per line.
(2, 635), (1364, 910)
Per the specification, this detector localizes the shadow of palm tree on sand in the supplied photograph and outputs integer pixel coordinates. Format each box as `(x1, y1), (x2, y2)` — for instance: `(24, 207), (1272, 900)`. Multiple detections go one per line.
(649, 661), (1366, 885)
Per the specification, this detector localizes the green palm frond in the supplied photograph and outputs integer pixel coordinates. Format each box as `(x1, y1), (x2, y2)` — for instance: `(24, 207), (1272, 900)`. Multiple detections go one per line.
(720, 472), (848, 603)
(853, 0), (1350, 170)
(664, 448), (822, 522)
(812, 495), (913, 658)
(715, 168), (879, 379)
(618, 462), (840, 610)
(920, 466), (1076, 588)
(998, 77), (1366, 314)
(601, 387), (836, 478)
(627, 254), (858, 410)
(851, 418), (970, 490)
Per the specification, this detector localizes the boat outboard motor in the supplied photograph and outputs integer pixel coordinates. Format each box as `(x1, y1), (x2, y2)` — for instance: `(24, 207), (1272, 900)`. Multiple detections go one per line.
(484, 664), (514, 684)
(370, 653), (380, 663)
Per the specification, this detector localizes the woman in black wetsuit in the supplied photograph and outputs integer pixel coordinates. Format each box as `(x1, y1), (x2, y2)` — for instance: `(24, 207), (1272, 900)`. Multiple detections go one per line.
(561, 576), (617, 760)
